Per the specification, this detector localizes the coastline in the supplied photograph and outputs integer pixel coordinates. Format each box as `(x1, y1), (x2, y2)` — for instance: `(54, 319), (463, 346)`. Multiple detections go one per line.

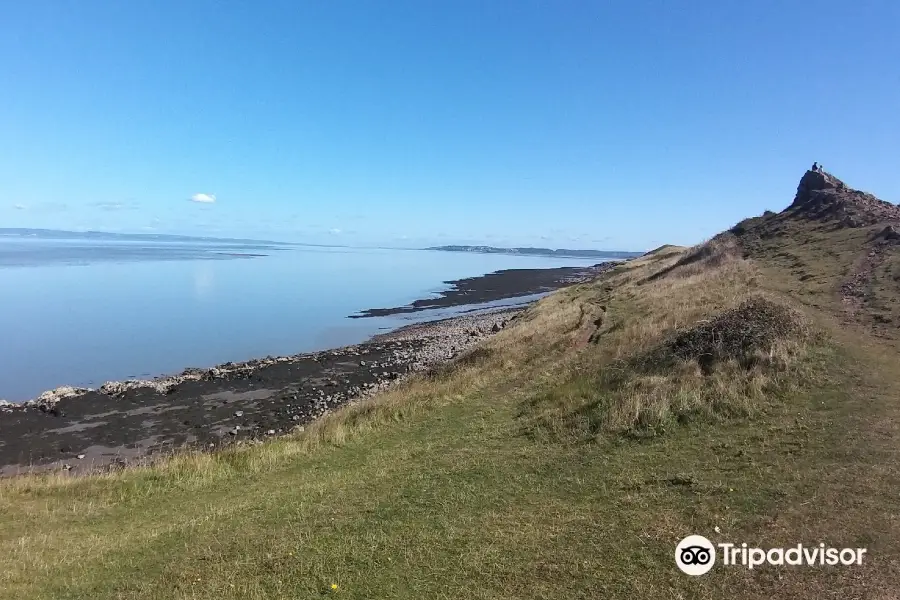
(0, 263), (617, 476)
(350, 261), (615, 317)
(0, 307), (521, 476)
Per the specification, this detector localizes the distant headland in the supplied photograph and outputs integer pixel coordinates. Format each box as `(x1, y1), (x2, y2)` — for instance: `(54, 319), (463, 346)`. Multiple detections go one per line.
(425, 245), (643, 259)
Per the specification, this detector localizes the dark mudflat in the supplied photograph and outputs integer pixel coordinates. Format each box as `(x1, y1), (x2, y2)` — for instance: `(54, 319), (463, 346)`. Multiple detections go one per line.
(0, 309), (519, 476)
(350, 262), (617, 318)
(0, 341), (414, 475)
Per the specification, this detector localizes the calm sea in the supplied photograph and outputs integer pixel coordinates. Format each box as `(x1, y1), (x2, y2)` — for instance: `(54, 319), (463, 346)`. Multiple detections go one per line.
(0, 238), (607, 401)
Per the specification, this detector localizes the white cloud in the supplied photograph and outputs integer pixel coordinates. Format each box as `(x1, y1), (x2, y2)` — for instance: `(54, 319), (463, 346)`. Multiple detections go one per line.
(190, 193), (216, 204)
(13, 204), (26, 210)
(329, 228), (342, 234)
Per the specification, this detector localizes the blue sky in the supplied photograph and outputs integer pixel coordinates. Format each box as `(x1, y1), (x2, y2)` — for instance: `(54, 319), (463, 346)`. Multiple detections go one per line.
(1, 1), (897, 251)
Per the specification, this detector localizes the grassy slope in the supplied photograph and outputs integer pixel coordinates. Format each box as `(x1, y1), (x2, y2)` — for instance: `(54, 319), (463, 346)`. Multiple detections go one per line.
(2, 204), (900, 598)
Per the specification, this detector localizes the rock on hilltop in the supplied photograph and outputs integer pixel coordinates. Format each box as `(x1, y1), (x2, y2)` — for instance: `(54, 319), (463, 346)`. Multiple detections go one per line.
(788, 168), (900, 227)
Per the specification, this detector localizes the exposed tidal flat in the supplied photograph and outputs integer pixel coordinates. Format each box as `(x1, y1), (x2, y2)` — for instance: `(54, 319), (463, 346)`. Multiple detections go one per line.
(0, 237), (617, 473)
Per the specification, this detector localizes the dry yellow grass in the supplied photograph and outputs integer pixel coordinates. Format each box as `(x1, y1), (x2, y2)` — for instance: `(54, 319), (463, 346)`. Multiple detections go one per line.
(517, 239), (814, 443)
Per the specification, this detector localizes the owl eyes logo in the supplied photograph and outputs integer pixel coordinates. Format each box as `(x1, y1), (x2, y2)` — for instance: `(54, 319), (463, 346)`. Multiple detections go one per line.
(675, 535), (716, 575)
(680, 545), (712, 565)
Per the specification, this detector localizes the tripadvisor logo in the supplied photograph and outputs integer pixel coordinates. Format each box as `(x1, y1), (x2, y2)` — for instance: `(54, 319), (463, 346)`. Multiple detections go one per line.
(675, 535), (868, 576)
(676, 535), (716, 575)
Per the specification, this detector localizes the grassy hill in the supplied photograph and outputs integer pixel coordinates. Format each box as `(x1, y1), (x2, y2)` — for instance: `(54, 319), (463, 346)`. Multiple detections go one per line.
(2, 170), (899, 599)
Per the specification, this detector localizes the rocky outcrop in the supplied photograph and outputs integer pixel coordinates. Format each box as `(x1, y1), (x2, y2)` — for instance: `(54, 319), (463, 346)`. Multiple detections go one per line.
(23, 386), (91, 413)
(791, 169), (846, 207)
(874, 225), (900, 242)
(788, 169), (900, 227)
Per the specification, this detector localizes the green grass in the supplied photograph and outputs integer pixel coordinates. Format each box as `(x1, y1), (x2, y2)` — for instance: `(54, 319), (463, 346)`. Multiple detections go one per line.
(2, 212), (900, 598)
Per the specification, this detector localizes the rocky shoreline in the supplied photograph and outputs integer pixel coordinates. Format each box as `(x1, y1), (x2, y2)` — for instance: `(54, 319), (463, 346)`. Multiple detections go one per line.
(0, 261), (620, 476)
(0, 307), (522, 476)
